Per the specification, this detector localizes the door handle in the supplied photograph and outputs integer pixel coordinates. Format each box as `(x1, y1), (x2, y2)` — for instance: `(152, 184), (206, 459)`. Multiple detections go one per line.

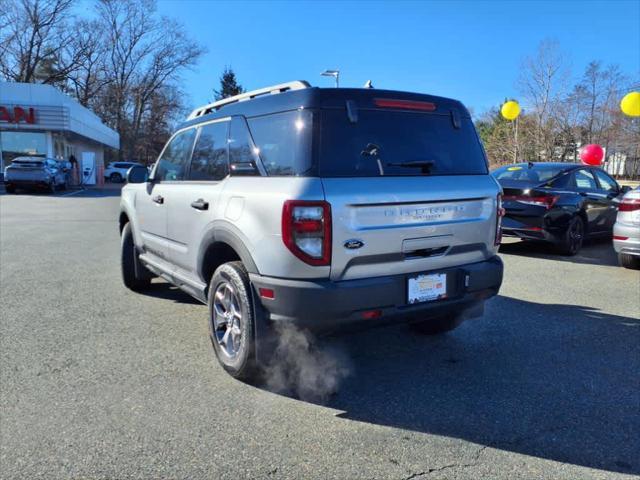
(579, 192), (588, 197)
(191, 199), (209, 210)
(152, 194), (164, 204)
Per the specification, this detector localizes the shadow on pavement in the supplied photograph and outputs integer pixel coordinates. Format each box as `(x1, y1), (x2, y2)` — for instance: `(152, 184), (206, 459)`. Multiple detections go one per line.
(141, 281), (202, 305)
(499, 237), (619, 267)
(307, 296), (639, 474)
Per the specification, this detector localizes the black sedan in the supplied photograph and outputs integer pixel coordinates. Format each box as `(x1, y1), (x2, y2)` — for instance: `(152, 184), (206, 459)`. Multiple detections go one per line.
(492, 162), (631, 255)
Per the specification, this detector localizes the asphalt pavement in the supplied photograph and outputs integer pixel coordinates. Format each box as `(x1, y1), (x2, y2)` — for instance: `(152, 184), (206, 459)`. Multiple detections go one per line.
(1, 190), (639, 479)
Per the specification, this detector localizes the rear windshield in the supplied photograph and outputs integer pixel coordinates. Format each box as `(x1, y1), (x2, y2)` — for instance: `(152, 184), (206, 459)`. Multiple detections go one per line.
(318, 109), (488, 177)
(492, 164), (568, 183)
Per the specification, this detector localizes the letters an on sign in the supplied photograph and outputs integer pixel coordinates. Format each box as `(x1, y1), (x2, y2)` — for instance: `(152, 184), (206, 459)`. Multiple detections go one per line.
(0, 106), (36, 124)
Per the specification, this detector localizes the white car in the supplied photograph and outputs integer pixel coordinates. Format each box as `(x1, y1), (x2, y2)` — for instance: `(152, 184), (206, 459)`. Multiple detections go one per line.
(104, 162), (143, 183)
(613, 186), (640, 269)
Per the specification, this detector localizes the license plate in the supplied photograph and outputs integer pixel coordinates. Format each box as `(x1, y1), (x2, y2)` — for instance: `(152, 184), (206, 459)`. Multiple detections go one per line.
(408, 273), (447, 304)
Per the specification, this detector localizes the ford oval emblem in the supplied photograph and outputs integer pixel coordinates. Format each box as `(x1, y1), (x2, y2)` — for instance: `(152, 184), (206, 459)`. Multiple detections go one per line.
(344, 239), (364, 250)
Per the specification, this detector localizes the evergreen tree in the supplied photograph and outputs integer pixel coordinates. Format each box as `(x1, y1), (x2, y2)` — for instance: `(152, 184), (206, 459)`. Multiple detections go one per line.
(214, 67), (244, 100)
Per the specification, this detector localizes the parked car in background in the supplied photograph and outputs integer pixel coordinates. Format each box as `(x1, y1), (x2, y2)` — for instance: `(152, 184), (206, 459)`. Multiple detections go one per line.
(492, 162), (631, 255)
(613, 186), (640, 269)
(4, 157), (67, 193)
(119, 81), (504, 379)
(105, 162), (143, 183)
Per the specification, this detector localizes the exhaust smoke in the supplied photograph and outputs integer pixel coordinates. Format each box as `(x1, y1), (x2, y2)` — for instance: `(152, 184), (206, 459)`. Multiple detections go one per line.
(263, 323), (351, 403)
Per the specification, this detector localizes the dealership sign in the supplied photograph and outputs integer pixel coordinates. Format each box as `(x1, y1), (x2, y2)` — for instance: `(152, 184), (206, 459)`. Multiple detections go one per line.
(0, 106), (36, 124)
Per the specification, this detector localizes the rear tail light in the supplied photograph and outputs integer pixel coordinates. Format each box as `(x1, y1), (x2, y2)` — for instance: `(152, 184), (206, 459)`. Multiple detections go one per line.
(282, 200), (331, 266)
(495, 193), (505, 246)
(613, 235), (629, 241)
(619, 198), (640, 212)
(374, 98), (436, 111)
(503, 193), (559, 209)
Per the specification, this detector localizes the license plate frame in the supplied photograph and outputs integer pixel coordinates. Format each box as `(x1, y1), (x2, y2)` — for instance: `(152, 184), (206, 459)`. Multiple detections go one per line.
(407, 272), (447, 304)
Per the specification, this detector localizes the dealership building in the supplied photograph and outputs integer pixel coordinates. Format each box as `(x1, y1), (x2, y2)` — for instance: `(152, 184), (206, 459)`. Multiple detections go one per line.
(0, 82), (119, 184)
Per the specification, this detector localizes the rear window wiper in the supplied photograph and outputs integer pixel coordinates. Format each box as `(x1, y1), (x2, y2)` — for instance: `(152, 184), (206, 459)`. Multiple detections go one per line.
(386, 160), (435, 174)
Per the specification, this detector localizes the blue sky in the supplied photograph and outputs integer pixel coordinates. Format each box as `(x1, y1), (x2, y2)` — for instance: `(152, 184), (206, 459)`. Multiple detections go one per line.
(99, 0), (640, 115)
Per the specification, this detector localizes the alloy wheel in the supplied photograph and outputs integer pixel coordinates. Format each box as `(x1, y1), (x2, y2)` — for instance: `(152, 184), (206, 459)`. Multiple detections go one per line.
(212, 281), (243, 358)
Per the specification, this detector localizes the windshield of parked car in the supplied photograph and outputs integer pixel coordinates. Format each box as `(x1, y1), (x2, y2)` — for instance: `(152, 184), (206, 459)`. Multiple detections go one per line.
(318, 109), (488, 177)
(492, 164), (569, 183)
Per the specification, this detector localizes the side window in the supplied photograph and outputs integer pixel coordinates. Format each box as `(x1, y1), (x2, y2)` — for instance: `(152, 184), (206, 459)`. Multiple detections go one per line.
(593, 169), (618, 193)
(155, 128), (197, 181)
(549, 173), (573, 189)
(248, 110), (313, 176)
(228, 117), (260, 176)
(189, 121), (229, 181)
(574, 169), (597, 190)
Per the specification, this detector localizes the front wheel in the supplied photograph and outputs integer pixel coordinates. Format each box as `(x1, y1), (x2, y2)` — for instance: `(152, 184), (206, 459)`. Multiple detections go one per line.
(5, 185), (15, 194)
(110, 172), (123, 183)
(410, 313), (463, 335)
(49, 180), (56, 194)
(619, 253), (640, 270)
(557, 216), (585, 256)
(208, 261), (257, 380)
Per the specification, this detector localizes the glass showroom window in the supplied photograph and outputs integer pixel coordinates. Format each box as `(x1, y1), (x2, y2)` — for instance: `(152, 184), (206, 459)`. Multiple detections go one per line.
(0, 131), (47, 168)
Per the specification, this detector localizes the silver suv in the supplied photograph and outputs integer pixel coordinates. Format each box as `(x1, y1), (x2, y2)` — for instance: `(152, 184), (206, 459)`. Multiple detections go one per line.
(119, 81), (504, 379)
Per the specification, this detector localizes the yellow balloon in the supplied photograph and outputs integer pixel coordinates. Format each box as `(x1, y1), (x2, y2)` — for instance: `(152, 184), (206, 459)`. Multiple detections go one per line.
(501, 100), (521, 121)
(620, 91), (640, 117)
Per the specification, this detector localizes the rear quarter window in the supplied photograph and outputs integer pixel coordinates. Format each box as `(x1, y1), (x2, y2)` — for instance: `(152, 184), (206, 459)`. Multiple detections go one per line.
(247, 110), (313, 176)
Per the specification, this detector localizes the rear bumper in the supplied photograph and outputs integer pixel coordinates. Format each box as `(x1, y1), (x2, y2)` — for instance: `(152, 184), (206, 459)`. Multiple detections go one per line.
(5, 179), (50, 188)
(502, 214), (567, 243)
(250, 256), (503, 332)
(613, 222), (640, 256)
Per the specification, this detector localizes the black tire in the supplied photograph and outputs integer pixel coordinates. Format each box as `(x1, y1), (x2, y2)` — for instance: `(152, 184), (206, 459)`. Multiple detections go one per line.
(49, 180), (56, 194)
(557, 216), (585, 256)
(121, 222), (152, 291)
(619, 253), (640, 270)
(5, 185), (15, 194)
(208, 261), (258, 380)
(110, 172), (123, 183)
(410, 313), (463, 335)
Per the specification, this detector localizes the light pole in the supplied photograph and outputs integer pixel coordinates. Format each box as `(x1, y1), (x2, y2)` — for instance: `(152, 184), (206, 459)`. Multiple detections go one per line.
(321, 69), (339, 88)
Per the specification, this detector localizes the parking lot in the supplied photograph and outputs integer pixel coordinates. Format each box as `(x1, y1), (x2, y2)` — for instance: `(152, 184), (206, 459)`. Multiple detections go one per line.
(0, 190), (638, 479)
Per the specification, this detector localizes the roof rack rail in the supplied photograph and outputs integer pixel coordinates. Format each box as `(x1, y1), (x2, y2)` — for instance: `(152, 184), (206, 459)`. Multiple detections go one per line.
(187, 80), (311, 120)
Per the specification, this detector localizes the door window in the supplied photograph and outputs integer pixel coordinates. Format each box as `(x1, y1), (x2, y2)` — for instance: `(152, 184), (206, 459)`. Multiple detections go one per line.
(574, 169), (597, 190)
(155, 128), (197, 181)
(189, 121), (229, 181)
(593, 169), (618, 192)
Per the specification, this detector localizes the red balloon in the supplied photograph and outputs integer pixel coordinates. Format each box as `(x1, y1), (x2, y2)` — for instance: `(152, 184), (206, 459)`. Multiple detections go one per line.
(580, 144), (604, 165)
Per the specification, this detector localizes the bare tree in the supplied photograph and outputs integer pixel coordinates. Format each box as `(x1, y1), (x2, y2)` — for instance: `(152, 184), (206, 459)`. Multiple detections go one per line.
(96, 0), (204, 158)
(517, 39), (570, 161)
(65, 19), (110, 106)
(0, 0), (80, 84)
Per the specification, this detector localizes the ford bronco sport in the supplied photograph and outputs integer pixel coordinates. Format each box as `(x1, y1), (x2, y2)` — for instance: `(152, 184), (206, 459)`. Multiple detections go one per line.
(119, 81), (504, 379)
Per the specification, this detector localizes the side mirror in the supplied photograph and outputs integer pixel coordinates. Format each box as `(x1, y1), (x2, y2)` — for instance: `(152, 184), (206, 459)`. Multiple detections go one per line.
(621, 185), (632, 194)
(127, 165), (149, 184)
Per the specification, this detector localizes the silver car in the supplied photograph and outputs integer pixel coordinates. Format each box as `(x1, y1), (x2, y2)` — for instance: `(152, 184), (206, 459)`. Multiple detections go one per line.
(613, 186), (640, 269)
(118, 81), (504, 379)
(4, 156), (67, 193)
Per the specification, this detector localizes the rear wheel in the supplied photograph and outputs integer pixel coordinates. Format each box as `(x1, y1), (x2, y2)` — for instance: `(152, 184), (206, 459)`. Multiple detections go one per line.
(410, 313), (463, 335)
(208, 261), (257, 380)
(121, 223), (152, 291)
(5, 185), (15, 194)
(619, 253), (640, 270)
(558, 216), (585, 256)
